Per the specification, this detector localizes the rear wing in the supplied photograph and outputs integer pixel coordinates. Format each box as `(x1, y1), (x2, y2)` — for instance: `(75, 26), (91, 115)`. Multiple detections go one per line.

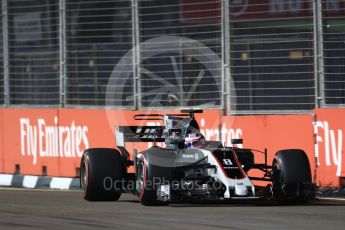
(115, 126), (165, 147)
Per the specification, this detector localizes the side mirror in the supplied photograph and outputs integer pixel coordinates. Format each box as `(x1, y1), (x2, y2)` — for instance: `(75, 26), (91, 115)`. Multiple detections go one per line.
(231, 139), (243, 145)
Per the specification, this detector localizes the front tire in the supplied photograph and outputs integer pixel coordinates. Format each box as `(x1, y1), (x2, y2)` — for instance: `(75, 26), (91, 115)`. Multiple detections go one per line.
(136, 156), (167, 206)
(271, 149), (315, 202)
(80, 148), (124, 201)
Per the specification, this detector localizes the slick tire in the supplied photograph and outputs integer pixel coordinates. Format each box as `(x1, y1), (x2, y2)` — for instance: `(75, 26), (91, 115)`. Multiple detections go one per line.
(80, 148), (124, 201)
(136, 156), (168, 206)
(272, 149), (315, 202)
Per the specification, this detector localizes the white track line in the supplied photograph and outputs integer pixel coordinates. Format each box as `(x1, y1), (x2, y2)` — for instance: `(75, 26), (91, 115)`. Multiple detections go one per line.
(317, 197), (345, 201)
(0, 187), (79, 192)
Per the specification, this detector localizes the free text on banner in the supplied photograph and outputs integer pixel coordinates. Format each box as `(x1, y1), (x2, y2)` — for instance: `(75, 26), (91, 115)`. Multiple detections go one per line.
(314, 109), (345, 186)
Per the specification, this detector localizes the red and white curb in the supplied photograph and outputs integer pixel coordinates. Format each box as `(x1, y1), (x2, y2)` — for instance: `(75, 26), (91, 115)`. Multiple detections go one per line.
(0, 174), (79, 190)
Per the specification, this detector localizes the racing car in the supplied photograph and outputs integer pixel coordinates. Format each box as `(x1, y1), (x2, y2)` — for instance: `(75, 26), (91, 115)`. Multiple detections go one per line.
(80, 109), (315, 205)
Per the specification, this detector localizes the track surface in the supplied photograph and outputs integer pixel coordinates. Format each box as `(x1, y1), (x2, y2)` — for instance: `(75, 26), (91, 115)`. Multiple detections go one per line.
(0, 188), (345, 230)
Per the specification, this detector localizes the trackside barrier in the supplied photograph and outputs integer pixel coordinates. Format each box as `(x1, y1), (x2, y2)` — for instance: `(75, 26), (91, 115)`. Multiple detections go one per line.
(0, 108), (343, 187)
(314, 109), (345, 186)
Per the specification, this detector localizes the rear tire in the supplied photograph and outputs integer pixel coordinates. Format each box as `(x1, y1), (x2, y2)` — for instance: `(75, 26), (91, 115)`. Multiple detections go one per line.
(271, 149), (315, 202)
(80, 148), (124, 201)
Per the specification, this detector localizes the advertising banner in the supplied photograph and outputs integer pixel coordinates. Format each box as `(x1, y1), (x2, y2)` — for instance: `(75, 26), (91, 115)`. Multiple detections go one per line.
(0, 109), (3, 173)
(0, 108), (344, 186)
(314, 108), (345, 186)
(223, 114), (315, 184)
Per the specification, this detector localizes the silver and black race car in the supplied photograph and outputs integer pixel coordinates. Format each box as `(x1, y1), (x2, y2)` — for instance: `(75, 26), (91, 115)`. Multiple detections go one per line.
(80, 110), (315, 205)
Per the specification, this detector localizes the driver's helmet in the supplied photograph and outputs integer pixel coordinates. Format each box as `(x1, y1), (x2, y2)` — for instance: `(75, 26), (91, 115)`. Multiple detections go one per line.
(184, 132), (205, 149)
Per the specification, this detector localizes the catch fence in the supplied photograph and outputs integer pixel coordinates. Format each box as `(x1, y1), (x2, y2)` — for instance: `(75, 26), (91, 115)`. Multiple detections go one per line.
(0, 0), (344, 113)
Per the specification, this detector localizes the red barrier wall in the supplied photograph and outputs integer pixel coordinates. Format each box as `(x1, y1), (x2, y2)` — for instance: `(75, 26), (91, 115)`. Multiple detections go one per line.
(314, 108), (345, 186)
(224, 115), (316, 183)
(0, 109), (3, 173)
(0, 108), (344, 186)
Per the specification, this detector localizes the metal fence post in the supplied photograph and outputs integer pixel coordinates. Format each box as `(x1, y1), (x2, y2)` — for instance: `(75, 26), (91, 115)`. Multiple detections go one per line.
(313, 0), (325, 108)
(2, 0), (9, 106)
(132, 0), (141, 110)
(59, 0), (67, 107)
(222, 0), (231, 115)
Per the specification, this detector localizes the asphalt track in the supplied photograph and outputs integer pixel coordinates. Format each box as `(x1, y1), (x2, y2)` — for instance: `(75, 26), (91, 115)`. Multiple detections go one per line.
(0, 188), (345, 230)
